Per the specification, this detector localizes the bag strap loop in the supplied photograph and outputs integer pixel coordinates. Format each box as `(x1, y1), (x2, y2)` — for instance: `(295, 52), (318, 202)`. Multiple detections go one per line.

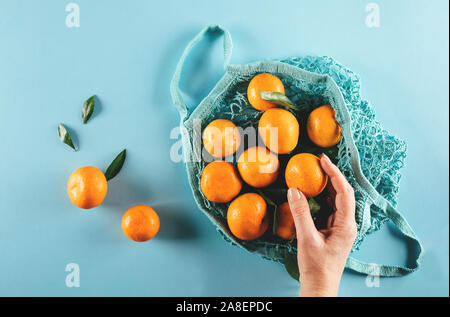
(346, 200), (424, 276)
(170, 25), (233, 120)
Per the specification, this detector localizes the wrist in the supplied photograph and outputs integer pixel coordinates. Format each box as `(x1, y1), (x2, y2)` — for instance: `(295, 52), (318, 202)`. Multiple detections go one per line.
(299, 272), (340, 297)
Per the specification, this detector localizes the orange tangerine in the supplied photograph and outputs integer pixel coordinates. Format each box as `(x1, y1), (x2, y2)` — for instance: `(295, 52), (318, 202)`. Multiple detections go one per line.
(200, 161), (242, 203)
(121, 205), (160, 242)
(285, 153), (328, 198)
(258, 108), (299, 154)
(247, 73), (285, 111)
(237, 146), (279, 188)
(202, 119), (241, 158)
(67, 166), (108, 209)
(276, 202), (296, 240)
(227, 193), (269, 240)
(307, 105), (342, 148)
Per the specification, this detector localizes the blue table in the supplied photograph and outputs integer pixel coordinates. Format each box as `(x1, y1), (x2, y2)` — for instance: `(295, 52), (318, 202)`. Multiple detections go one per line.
(0, 0), (448, 296)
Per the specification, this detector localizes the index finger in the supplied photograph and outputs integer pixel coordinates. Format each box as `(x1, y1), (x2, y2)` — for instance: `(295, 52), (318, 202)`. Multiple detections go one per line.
(320, 154), (356, 225)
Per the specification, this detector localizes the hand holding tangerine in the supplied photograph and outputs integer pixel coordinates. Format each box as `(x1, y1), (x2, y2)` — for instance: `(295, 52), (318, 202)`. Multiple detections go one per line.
(286, 154), (357, 296)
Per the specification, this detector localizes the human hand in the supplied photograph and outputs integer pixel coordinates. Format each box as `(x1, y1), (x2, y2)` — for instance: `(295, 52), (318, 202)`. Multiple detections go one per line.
(287, 154), (357, 297)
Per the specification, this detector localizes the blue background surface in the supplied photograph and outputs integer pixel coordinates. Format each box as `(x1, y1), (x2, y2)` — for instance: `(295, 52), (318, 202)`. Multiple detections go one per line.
(0, 0), (448, 296)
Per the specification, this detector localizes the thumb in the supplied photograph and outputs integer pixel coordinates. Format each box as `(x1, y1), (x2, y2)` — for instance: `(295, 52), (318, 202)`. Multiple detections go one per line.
(287, 188), (317, 241)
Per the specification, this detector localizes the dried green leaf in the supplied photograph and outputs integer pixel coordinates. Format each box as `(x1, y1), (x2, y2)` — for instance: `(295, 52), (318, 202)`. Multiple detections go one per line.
(57, 123), (76, 151)
(284, 251), (300, 282)
(104, 149), (126, 181)
(82, 95), (95, 124)
(260, 91), (300, 111)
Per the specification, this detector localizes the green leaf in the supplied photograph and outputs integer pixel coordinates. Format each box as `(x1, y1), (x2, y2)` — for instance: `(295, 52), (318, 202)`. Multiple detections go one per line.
(308, 198), (321, 218)
(57, 123), (76, 151)
(284, 251), (300, 282)
(260, 91), (300, 111)
(104, 149), (126, 181)
(257, 190), (278, 236)
(82, 95), (95, 124)
(260, 188), (288, 202)
(273, 205), (278, 236)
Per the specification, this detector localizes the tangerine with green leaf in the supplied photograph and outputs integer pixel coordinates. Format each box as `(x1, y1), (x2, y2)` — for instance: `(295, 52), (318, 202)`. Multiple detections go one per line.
(247, 73), (285, 111)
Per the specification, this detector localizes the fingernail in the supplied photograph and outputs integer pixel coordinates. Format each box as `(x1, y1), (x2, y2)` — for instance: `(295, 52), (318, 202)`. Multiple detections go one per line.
(288, 188), (302, 202)
(321, 153), (331, 164)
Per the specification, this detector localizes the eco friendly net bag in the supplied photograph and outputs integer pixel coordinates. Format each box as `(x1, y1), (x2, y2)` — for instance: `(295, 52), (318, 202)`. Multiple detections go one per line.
(170, 25), (423, 276)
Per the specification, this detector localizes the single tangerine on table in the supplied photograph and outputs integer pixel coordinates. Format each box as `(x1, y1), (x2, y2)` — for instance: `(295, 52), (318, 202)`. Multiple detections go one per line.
(202, 119), (241, 158)
(307, 105), (342, 148)
(200, 161), (242, 203)
(276, 202), (296, 240)
(227, 193), (269, 241)
(67, 166), (108, 209)
(258, 108), (299, 154)
(285, 153), (328, 198)
(121, 205), (160, 242)
(247, 73), (285, 111)
(237, 146), (279, 188)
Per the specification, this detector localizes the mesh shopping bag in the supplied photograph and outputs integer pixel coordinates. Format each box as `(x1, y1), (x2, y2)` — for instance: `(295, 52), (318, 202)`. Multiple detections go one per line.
(170, 25), (423, 276)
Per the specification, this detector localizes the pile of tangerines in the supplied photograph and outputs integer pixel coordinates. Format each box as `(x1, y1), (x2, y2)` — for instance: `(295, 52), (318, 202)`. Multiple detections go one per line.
(200, 73), (341, 241)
